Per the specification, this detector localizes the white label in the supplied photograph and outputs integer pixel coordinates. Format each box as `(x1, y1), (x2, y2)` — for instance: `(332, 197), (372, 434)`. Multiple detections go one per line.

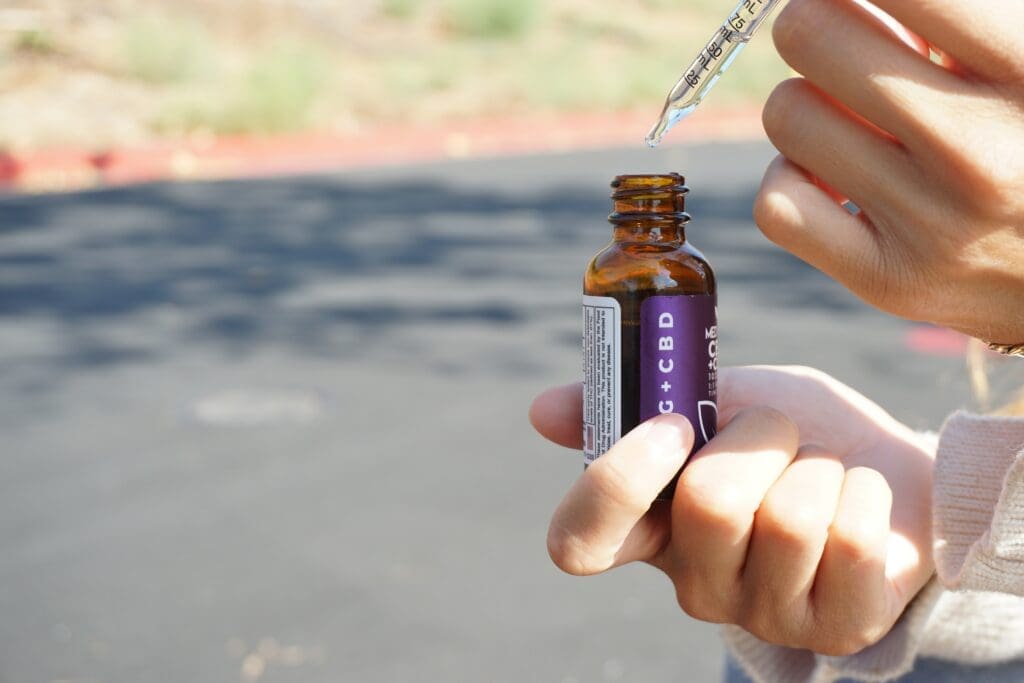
(583, 295), (621, 465)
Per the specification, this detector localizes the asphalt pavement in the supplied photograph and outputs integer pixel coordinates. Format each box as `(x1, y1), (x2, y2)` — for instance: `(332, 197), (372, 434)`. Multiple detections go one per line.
(0, 141), (973, 683)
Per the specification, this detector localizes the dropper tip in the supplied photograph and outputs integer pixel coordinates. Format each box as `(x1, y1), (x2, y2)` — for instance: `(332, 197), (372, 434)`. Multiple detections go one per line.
(644, 121), (665, 149)
(645, 103), (696, 150)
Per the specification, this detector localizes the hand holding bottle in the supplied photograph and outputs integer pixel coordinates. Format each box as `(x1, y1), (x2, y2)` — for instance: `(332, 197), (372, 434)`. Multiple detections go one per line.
(753, 0), (1024, 345)
(533, 366), (935, 656)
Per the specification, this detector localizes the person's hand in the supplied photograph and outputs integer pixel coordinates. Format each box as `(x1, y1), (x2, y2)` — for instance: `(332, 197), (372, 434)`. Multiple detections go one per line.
(532, 366), (935, 656)
(754, 0), (1024, 345)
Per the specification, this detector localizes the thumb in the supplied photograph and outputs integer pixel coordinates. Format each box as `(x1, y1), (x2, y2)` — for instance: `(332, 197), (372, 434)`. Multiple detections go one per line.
(548, 414), (694, 575)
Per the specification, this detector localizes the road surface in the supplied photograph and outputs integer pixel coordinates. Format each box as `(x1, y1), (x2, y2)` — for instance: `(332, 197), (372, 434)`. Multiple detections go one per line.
(0, 142), (971, 683)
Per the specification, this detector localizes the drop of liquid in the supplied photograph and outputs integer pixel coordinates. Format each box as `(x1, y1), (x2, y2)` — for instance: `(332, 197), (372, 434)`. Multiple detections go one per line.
(644, 104), (697, 148)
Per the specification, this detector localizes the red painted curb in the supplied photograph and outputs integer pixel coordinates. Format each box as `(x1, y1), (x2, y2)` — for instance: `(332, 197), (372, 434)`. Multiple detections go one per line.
(904, 325), (970, 357)
(1, 106), (764, 194)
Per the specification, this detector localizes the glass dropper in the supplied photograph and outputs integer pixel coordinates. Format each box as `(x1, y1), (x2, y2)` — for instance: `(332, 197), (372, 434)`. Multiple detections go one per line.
(646, 0), (784, 148)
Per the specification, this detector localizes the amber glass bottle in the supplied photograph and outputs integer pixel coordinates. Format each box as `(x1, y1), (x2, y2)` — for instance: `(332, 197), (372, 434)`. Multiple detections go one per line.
(583, 174), (718, 497)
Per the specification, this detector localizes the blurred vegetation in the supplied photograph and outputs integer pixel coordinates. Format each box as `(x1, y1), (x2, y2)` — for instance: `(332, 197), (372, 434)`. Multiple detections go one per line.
(443, 0), (540, 39)
(159, 43), (326, 135)
(381, 0), (419, 20)
(13, 29), (57, 56)
(120, 13), (211, 84)
(0, 0), (790, 151)
(224, 45), (326, 133)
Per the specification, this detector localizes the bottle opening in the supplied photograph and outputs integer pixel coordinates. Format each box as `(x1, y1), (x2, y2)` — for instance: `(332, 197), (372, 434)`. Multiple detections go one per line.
(610, 173), (689, 219)
(611, 173), (688, 196)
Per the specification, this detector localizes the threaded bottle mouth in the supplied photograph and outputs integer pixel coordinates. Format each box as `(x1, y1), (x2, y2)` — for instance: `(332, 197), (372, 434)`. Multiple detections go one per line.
(610, 173), (690, 223)
(611, 173), (689, 201)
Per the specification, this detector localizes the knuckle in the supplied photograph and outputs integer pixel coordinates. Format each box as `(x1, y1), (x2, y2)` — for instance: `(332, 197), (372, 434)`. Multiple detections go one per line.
(762, 78), (808, 144)
(736, 406), (799, 443)
(952, 159), (1010, 213)
(796, 443), (837, 462)
(675, 470), (752, 539)
(811, 601), (891, 656)
(675, 581), (731, 624)
(847, 463), (885, 479)
(546, 524), (608, 577)
(827, 523), (884, 567)
(737, 610), (801, 649)
(846, 466), (892, 500)
(771, 0), (814, 62)
(965, 163), (1024, 216)
(588, 457), (650, 516)
(740, 597), (891, 655)
(931, 125), (1024, 217)
(752, 188), (796, 247)
(867, 467), (896, 495)
(755, 497), (826, 550)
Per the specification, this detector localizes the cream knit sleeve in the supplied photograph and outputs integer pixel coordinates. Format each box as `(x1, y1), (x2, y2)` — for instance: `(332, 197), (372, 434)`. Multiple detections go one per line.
(723, 412), (1024, 683)
(930, 413), (1024, 594)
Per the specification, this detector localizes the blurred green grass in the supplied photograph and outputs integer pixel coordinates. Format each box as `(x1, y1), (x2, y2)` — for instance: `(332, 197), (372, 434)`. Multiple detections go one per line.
(158, 43), (327, 135)
(13, 29), (58, 56)
(120, 13), (211, 84)
(0, 0), (791, 148)
(443, 0), (540, 39)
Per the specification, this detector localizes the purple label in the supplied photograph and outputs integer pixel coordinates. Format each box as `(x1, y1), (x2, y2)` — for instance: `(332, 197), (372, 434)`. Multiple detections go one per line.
(640, 295), (718, 451)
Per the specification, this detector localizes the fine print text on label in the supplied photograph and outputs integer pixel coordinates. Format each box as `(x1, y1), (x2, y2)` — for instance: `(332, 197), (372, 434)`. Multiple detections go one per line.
(582, 296), (621, 465)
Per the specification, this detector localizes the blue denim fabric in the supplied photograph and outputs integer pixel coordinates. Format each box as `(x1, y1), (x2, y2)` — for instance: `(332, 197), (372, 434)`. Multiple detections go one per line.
(725, 655), (1024, 683)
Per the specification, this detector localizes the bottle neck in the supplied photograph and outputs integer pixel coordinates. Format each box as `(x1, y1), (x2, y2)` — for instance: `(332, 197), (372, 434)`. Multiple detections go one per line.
(608, 174), (690, 243)
(610, 215), (688, 243)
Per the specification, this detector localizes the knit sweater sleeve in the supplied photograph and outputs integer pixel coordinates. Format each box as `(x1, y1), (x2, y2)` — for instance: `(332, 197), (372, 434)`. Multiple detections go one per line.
(723, 412), (1024, 683)
(931, 412), (1024, 594)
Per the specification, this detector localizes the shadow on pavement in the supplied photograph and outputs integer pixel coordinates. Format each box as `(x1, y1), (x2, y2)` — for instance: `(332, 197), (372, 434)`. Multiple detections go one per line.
(0, 172), (842, 384)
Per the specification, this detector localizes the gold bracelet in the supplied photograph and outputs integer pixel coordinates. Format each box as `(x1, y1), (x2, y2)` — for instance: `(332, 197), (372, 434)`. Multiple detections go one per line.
(989, 342), (1024, 358)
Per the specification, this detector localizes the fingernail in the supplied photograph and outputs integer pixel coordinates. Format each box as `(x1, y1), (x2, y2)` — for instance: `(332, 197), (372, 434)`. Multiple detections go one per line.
(643, 416), (689, 458)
